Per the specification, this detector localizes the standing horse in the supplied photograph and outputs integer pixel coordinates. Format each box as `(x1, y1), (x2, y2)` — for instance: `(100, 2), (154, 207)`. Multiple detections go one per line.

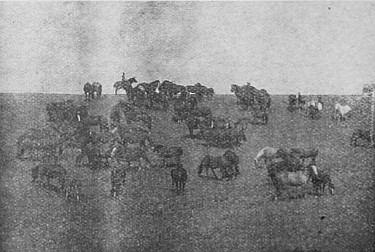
(334, 103), (352, 122)
(83, 82), (93, 100)
(171, 164), (188, 192)
(309, 166), (335, 195)
(110, 144), (152, 168)
(113, 77), (138, 96)
(92, 82), (102, 99)
(198, 150), (240, 180)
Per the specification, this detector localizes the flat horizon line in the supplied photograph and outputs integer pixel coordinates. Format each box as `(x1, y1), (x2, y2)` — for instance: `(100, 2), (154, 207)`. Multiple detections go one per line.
(0, 92), (365, 96)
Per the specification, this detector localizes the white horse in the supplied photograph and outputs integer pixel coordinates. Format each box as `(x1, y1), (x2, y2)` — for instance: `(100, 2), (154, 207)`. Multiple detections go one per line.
(334, 103), (352, 121)
(254, 146), (281, 167)
(306, 100), (323, 111)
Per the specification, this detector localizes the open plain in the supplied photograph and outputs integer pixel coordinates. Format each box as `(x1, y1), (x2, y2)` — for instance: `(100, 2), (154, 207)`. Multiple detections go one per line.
(0, 93), (374, 252)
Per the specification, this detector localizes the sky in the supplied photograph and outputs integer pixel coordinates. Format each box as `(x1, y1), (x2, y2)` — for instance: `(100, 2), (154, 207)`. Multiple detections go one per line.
(0, 1), (375, 95)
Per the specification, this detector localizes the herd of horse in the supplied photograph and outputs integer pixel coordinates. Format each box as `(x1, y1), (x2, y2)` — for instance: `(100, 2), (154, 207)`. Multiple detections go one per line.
(16, 74), (374, 201)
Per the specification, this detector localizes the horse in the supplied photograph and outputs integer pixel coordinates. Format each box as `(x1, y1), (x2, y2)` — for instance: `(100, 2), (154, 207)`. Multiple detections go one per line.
(148, 92), (169, 111)
(198, 150), (240, 180)
(159, 80), (181, 99)
(198, 124), (247, 148)
(83, 82), (93, 100)
(350, 129), (374, 147)
(265, 154), (304, 177)
(17, 126), (63, 163)
(116, 124), (153, 149)
(309, 166), (335, 195)
(305, 99), (323, 119)
(254, 146), (281, 167)
(271, 169), (311, 200)
(171, 164), (188, 192)
(113, 77), (137, 96)
(231, 83), (270, 111)
(249, 108), (269, 125)
(334, 103), (352, 122)
(31, 164), (67, 193)
(110, 144), (152, 168)
(110, 168), (127, 197)
(152, 145), (183, 167)
(92, 82), (102, 99)
(81, 115), (109, 132)
(137, 80), (160, 97)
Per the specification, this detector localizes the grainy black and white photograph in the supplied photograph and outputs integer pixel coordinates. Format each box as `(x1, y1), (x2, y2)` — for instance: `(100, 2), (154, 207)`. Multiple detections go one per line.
(0, 1), (374, 251)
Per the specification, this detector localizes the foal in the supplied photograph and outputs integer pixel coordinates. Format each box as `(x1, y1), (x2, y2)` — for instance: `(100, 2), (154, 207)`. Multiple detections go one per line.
(171, 164), (188, 192)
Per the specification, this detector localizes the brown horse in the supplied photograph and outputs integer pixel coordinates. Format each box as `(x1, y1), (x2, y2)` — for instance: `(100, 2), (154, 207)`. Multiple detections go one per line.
(197, 150), (239, 180)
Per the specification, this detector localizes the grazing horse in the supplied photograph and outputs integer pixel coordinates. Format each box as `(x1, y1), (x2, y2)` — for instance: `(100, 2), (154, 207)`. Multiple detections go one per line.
(116, 124), (153, 149)
(171, 164), (188, 192)
(334, 103), (352, 122)
(198, 150), (240, 180)
(198, 124), (247, 148)
(254, 146), (281, 167)
(350, 129), (374, 147)
(83, 82), (93, 100)
(92, 82), (102, 99)
(113, 77), (138, 96)
(110, 168), (127, 197)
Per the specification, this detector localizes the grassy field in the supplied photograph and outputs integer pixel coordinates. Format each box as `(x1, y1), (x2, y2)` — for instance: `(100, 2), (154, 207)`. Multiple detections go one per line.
(0, 93), (374, 252)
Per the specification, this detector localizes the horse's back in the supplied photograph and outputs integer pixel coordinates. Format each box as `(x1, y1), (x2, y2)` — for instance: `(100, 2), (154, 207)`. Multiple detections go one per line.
(276, 171), (308, 186)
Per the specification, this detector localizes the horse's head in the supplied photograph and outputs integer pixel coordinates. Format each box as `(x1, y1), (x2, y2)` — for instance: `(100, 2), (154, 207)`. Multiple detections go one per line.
(128, 77), (137, 84)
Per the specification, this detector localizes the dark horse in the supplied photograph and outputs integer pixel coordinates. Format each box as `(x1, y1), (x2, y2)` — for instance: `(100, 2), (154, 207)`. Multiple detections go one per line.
(198, 150), (240, 180)
(83, 82), (93, 100)
(31, 164), (67, 193)
(171, 164), (188, 192)
(350, 129), (374, 148)
(92, 82), (102, 99)
(113, 77), (138, 97)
